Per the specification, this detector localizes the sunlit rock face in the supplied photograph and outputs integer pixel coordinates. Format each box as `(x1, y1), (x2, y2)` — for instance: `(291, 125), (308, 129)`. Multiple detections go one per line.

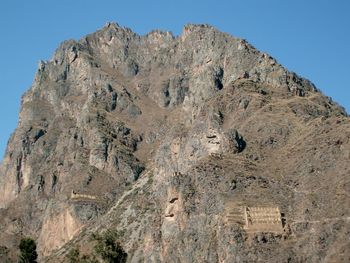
(0, 23), (349, 262)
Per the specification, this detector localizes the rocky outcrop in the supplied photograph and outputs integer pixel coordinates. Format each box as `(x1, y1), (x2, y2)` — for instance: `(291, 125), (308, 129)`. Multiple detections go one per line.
(0, 23), (349, 263)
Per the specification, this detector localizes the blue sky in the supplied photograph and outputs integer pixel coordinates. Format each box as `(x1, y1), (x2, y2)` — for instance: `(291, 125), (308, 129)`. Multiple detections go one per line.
(0, 0), (349, 159)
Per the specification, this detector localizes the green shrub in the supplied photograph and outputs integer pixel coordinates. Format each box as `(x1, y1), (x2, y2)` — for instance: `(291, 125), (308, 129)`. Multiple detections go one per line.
(18, 238), (38, 263)
(67, 247), (80, 263)
(66, 247), (97, 263)
(92, 230), (127, 263)
(66, 230), (127, 263)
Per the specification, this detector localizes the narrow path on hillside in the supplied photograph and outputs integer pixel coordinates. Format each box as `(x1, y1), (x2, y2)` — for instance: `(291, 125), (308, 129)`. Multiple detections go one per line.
(290, 216), (350, 226)
(106, 167), (154, 216)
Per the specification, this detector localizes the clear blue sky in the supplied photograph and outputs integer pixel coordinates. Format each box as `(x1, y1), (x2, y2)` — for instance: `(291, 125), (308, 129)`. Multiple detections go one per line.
(0, 0), (349, 159)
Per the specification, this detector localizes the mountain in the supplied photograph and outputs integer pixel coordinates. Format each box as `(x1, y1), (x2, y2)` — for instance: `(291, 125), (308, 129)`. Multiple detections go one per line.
(0, 23), (349, 263)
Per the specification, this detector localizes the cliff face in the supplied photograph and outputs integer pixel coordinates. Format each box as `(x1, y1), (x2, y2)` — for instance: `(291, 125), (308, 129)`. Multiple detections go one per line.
(0, 23), (349, 263)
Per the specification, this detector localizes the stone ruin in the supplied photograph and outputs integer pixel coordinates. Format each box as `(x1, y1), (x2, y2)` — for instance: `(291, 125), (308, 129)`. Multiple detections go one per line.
(226, 204), (283, 233)
(70, 190), (98, 201)
(172, 171), (182, 177)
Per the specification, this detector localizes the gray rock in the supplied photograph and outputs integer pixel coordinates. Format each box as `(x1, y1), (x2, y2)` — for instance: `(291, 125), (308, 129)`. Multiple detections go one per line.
(0, 23), (348, 263)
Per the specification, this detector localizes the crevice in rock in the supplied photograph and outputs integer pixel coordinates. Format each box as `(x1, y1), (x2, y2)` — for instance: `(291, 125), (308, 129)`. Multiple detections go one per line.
(16, 153), (23, 194)
(214, 67), (224, 90)
(37, 175), (45, 192)
(169, 197), (178, 204)
(51, 174), (58, 194)
(33, 129), (46, 143)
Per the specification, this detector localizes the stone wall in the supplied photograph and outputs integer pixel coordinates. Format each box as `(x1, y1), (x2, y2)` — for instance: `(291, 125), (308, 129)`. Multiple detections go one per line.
(226, 204), (283, 233)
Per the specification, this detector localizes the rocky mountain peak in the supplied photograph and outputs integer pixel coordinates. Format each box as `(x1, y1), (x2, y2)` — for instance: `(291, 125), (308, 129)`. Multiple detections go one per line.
(0, 23), (348, 263)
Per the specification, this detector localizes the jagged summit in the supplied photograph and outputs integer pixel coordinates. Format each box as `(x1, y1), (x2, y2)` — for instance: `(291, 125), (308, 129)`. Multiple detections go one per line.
(0, 23), (349, 262)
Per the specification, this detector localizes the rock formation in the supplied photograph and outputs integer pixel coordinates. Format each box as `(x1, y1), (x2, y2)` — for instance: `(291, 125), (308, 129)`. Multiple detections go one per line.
(0, 23), (349, 262)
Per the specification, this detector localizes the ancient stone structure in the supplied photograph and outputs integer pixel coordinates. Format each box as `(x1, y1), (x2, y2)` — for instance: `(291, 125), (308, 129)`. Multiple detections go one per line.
(226, 205), (246, 225)
(172, 172), (182, 177)
(226, 205), (283, 233)
(245, 206), (283, 233)
(70, 190), (97, 201)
